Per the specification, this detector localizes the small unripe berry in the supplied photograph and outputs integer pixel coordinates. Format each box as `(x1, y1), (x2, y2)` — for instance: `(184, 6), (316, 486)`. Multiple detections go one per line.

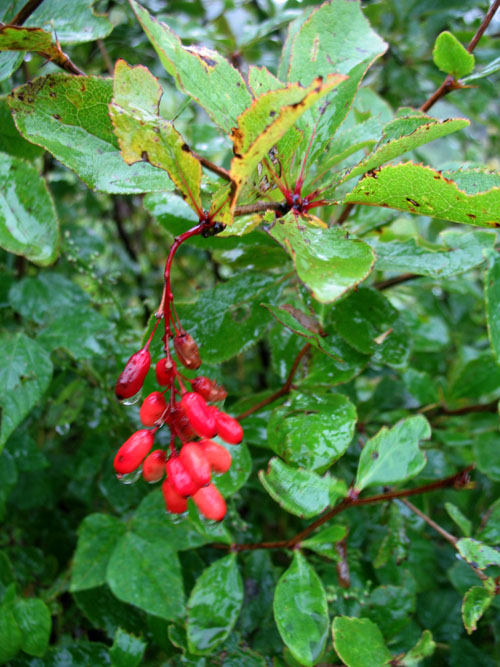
(142, 449), (166, 483)
(114, 429), (154, 474)
(139, 391), (167, 426)
(115, 347), (151, 400)
(179, 442), (211, 486)
(199, 440), (232, 473)
(162, 478), (187, 514)
(180, 392), (217, 439)
(174, 333), (201, 370)
(156, 358), (175, 386)
(166, 455), (200, 497)
(212, 409), (243, 445)
(193, 483), (226, 521)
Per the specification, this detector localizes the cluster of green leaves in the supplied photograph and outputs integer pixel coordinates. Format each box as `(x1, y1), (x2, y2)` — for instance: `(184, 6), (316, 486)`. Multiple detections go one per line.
(1, 0), (500, 665)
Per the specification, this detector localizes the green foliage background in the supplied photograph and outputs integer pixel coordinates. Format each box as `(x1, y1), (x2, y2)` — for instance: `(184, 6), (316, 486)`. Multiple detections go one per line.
(1, 0), (500, 665)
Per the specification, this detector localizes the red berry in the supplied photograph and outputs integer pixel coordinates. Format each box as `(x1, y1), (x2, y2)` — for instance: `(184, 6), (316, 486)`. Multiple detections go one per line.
(179, 442), (211, 486)
(162, 478), (187, 514)
(170, 402), (197, 442)
(166, 455), (201, 497)
(213, 409), (243, 445)
(142, 449), (166, 483)
(115, 347), (151, 400)
(156, 358), (176, 386)
(139, 391), (167, 427)
(193, 484), (226, 521)
(191, 376), (227, 402)
(174, 333), (201, 370)
(114, 429), (154, 474)
(180, 392), (217, 439)
(199, 439), (232, 473)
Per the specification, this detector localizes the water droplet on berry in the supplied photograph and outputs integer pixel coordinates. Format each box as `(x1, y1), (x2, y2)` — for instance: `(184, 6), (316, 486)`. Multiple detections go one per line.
(165, 510), (188, 523)
(116, 467), (142, 484)
(120, 391), (142, 406)
(55, 423), (70, 435)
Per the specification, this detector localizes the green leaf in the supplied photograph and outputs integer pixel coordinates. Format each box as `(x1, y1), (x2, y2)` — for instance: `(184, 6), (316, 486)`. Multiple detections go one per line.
(433, 31), (475, 78)
(13, 597), (51, 657)
(0, 599), (22, 663)
(485, 253), (500, 365)
(37, 306), (113, 360)
(445, 503), (472, 537)
(259, 457), (347, 518)
(456, 538), (500, 570)
(0, 332), (53, 451)
(0, 24), (70, 64)
(361, 584), (416, 639)
(355, 415), (430, 492)
(301, 524), (348, 560)
(473, 432), (500, 482)
(400, 630), (436, 666)
(374, 503), (408, 569)
(71, 514), (127, 593)
(229, 74), (345, 210)
(109, 628), (146, 667)
(332, 616), (392, 667)
(269, 219), (375, 303)
(332, 287), (409, 368)
(477, 498), (500, 545)
(0, 97), (43, 159)
(0, 152), (59, 265)
(372, 230), (496, 279)
(176, 272), (284, 363)
(106, 532), (185, 621)
(344, 163), (500, 227)
(267, 392), (357, 472)
(448, 351), (500, 402)
(9, 74), (172, 194)
(73, 586), (144, 638)
(26, 640), (111, 665)
(273, 551), (329, 667)
(130, 0), (251, 133)
(341, 115), (469, 186)
(462, 586), (493, 634)
(186, 554), (243, 655)
(280, 0), (387, 152)
(25, 0), (113, 44)
(110, 60), (202, 215)
(0, 451), (17, 521)
(462, 55), (500, 82)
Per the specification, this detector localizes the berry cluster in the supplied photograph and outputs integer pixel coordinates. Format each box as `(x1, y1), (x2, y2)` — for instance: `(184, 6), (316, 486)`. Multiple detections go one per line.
(113, 222), (243, 522)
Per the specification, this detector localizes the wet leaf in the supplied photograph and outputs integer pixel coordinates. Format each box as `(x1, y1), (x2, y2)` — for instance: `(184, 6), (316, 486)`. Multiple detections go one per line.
(456, 538), (500, 570)
(0, 152), (59, 265)
(9, 75), (172, 194)
(433, 31), (475, 78)
(485, 253), (500, 365)
(269, 219), (375, 303)
(274, 551), (329, 667)
(355, 416), (430, 492)
(400, 630), (436, 666)
(332, 616), (392, 667)
(462, 586), (493, 634)
(13, 597), (51, 657)
(186, 554), (243, 655)
(109, 628), (146, 667)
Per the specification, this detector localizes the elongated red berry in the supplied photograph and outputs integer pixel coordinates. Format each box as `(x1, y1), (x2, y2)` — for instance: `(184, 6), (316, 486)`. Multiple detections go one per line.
(142, 449), (166, 483)
(114, 429), (154, 474)
(191, 376), (227, 402)
(179, 442), (211, 486)
(156, 358), (176, 386)
(213, 409), (243, 445)
(199, 439), (232, 473)
(139, 391), (167, 427)
(162, 478), (187, 514)
(174, 333), (201, 370)
(180, 392), (217, 439)
(166, 455), (200, 497)
(115, 347), (151, 400)
(193, 483), (226, 521)
(171, 402), (197, 442)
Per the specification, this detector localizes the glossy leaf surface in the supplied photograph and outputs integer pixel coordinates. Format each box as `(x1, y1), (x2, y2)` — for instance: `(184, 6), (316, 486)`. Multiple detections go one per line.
(332, 616), (392, 667)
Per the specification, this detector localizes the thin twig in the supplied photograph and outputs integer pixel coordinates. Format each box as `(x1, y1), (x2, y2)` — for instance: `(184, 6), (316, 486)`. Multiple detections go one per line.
(335, 203), (354, 225)
(213, 466), (473, 553)
(9, 0), (45, 25)
(400, 498), (488, 582)
(97, 38), (113, 75)
(236, 343), (311, 420)
(374, 272), (419, 290)
(420, 0), (500, 112)
(191, 152), (231, 181)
